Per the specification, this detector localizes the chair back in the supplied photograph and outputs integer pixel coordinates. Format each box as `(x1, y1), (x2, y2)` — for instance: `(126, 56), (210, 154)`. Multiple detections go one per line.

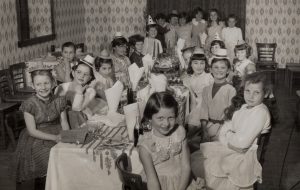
(257, 129), (272, 166)
(9, 62), (27, 94)
(0, 69), (14, 99)
(256, 43), (277, 63)
(116, 153), (145, 190)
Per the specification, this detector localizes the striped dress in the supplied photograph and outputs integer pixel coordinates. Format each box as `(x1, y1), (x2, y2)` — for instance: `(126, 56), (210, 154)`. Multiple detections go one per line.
(14, 95), (66, 182)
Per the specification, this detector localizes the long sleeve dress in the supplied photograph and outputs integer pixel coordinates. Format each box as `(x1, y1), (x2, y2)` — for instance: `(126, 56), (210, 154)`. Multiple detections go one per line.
(14, 95), (67, 182)
(222, 27), (243, 63)
(199, 83), (236, 139)
(191, 103), (271, 190)
(183, 72), (214, 126)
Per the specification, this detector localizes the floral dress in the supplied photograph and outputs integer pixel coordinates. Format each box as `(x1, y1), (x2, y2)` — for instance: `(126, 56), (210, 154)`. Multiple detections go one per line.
(14, 95), (67, 182)
(111, 53), (131, 87)
(138, 125), (186, 190)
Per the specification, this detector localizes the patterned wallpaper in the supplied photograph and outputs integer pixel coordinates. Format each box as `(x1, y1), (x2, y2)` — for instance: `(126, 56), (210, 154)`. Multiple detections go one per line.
(28, 0), (52, 38)
(84, 0), (147, 55)
(0, 0), (299, 70)
(245, 0), (300, 68)
(0, 0), (85, 70)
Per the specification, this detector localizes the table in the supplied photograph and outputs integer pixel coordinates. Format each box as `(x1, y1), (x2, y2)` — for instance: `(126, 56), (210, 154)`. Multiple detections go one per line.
(45, 141), (143, 190)
(25, 56), (59, 87)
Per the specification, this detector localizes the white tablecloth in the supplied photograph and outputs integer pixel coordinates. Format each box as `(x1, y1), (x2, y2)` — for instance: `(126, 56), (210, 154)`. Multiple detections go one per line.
(45, 141), (143, 190)
(25, 57), (59, 87)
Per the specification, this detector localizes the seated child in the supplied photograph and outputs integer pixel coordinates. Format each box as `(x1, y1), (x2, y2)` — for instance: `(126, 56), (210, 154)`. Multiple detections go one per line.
(14, 66), (69, 182)
(129, 34), (144, 68)
(191, 72), (271, 190)
(142, 15), (163, 58)
(138, 92), (201, 190)
(55, 55), (95, 128)
(53, 42), (77, 83)
(207, 34), (226, 66)
(199, 50), (236, 141)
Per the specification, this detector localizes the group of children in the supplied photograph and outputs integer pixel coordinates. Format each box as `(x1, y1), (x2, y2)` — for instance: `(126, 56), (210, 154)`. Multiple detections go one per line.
(12, 7), (275, 190)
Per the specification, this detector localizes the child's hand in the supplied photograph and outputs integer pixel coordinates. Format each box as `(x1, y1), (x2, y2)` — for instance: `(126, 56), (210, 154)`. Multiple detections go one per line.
(55, 134), (61, 143)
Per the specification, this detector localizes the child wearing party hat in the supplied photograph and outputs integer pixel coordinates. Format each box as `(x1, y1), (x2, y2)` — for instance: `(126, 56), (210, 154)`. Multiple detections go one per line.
(142, 15), (163, 59)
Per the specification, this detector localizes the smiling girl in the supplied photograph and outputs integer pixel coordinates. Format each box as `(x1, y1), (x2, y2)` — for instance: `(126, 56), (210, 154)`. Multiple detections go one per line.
(191, 72), (271, 190)
(15, 67), (69, 182)
(199, 51), (236, 141)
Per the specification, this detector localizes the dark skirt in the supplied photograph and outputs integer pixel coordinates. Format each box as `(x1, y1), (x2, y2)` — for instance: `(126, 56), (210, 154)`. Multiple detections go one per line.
(14, 124), (61, 182)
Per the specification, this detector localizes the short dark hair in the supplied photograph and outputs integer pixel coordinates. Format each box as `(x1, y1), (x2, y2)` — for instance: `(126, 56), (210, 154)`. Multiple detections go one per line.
(227, 14), (238, 22)
(234, 43), (252, 58)
(142, 91), (179, 122)
(62, 42), (75, 51)
(155, 13), (166, 21)
(70, 62), (95, 83)
(146, 24), (158, 32)
(94, 57), (113, 72)
(111, 37), (128, 48)
(192, 7), (204, 18)
(129, 34), (144, 47)
(178, 12), (188, 20)
(187, 54), (209, 74)
(210, 40), (226, 52)
(211, 57), (231, 70)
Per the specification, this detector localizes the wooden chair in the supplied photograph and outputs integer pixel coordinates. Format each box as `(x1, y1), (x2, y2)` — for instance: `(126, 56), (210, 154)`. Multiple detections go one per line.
(9, 62), (34, 95)
(254, 129), (272, 190)
(116, 153), (146, 190)
(0, 69), (30, 103)
(256, 43), (278, 86)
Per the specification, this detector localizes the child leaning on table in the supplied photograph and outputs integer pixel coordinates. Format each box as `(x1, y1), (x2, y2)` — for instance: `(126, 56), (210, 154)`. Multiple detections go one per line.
(14, 67), (69, 182)
(137, 91), (205, 190)
(53, 42), (77, 83)
(55, 55), (95, 129)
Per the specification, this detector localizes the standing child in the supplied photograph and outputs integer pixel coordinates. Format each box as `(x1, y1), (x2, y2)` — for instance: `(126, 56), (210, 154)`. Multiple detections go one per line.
(129, 34), (145, 68)
(190, 7), (207, 48)
(14, 66), (69, 182)
(143, 15), (163, 58)
(222, 14), (243, 63)
(205, 9), (224, 51)
(165, 10), (179, 50)
(53, 42), (76, 83)
(155, 13), (169, 51)
(55, 55), (95, 128)
(138, 92), (194, 190)
(199, 49), (236, 141)
(183, 48), (214, 127)
(191, 72), (271, 190)
(176, 12), (192, 48)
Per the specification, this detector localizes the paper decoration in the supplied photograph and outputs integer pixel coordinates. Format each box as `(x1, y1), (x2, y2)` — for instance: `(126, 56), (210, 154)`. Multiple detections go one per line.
(105, 80), (124, 113)
(128, 63), (145, 91)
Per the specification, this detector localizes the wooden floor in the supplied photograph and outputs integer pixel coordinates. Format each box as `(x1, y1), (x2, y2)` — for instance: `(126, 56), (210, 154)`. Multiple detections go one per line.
(1, 71), (300, 190)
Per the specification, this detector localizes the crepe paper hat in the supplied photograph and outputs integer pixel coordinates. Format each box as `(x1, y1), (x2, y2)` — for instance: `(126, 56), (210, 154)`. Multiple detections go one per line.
(147, 15), (156, 25)
(181, 45), (196, 53)
(169, 10), (179, 17)
(99, 49), (111, 59)
(79, 55), (95, 68)
(113, 32), (125, 39)
(237, 39), (246, 45)
(28, 63), (52, 73)
(214, 48), (229, 58)
(192, 47), (205, 55)
(213, 33), (222, 42)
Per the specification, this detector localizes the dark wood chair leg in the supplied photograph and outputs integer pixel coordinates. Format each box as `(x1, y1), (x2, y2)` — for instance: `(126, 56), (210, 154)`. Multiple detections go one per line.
(4, 114), (17, 149)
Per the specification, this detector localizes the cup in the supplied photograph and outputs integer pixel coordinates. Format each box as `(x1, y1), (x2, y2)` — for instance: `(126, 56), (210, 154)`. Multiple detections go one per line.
(123, 103), (139, 142)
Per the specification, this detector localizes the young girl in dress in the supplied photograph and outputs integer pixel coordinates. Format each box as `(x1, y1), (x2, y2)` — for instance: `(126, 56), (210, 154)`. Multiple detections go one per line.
(205, 9), (224, 51)
(190, 7), (207, 47)
(83, 50), (114, 117)
(191, 72), (271, 190)
(138, 91), (191, 190)
(183, 48), (214, 128)
(14, 67), (70, 182)
(231, 43), (255, 89)
(143, 16), (163, 59)
(199, 54), (236, 141)
(176, 12), (192, 48)
(222, 14), (243, 63)
(55, 55), (95, 128)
